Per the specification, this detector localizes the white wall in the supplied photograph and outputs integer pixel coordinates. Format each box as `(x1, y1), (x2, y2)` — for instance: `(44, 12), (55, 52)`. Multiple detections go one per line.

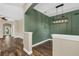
(0, 3), (32, 55)
(23, 32), (32, 55)
(53, 39), (79, 56)
(13, 19), (24, 39)
(0, 19), (14, 38)
(0, 3), (24, 20)
(0, 19), (24, 39)
(52, 34), (79, 56)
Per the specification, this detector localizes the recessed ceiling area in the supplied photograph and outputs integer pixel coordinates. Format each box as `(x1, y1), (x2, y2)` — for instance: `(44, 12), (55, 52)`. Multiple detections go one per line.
(33, 3), (79, 17)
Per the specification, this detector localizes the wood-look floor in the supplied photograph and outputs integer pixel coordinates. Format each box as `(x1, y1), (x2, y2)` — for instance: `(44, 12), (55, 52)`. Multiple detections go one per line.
(32, 40), (52, 56)
(0, 47), (28, 56)
(0, 37), (28, 56)
(0, 39), (52, 56)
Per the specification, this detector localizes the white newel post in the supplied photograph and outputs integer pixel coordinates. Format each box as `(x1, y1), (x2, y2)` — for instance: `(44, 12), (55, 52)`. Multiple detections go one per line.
(23, 32), (32, 55)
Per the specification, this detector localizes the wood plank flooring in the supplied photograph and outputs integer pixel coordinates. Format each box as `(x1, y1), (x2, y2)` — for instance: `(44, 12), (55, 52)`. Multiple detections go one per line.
(0, 37), (52, 56)
(16, 49), (28, 56)
(0, 37), (28, 56)
(32, 40), (52, 56)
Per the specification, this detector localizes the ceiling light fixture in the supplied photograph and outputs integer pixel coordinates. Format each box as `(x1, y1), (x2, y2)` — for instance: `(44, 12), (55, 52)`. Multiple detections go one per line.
(53, 3), (68, 24)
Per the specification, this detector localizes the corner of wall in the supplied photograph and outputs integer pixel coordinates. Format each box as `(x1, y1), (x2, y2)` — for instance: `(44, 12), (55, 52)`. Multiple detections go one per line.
(23, 48), (32, 55)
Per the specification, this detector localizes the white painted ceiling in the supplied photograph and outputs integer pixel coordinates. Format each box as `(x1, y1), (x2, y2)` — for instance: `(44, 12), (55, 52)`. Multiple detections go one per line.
(0, 3), (31, 21)
(34, 3), (79, 17)
(5, 3), (25, 7)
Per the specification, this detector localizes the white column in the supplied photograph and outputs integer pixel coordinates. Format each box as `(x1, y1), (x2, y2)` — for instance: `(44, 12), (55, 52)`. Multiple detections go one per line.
(23, 32), (32, 55)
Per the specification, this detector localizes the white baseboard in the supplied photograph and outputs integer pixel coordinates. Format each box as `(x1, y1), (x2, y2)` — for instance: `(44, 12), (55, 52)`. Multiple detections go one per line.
(23, 48), (32, 55)
(32, 39), (52, 47)
(23, 39), (52, 55)
(48, 38), (52, 40)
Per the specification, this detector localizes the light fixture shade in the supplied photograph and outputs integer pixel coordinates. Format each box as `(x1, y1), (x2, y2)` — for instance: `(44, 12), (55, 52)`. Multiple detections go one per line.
(64, 19), (68, 22)
(59, 20), (61, 23)
(61, 20), (63, 23)
(53, 21), (55, 23)
(55, 21), (58, 23)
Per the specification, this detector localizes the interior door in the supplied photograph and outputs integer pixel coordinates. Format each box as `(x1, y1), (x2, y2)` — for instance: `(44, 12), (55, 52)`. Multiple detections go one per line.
(3, 23), (11, 36)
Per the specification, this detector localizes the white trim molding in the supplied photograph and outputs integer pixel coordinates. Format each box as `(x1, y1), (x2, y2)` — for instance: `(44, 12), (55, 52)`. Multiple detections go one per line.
(52, 34), (79, 41)
(23, 32), (32, 55)
(23, 48), (32, 55)
(32, 39), (52, 47)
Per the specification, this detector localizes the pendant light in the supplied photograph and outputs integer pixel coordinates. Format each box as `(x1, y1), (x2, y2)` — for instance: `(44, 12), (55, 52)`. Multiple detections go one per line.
(53, 4), (68, 24)
(61, 4), (68, 23)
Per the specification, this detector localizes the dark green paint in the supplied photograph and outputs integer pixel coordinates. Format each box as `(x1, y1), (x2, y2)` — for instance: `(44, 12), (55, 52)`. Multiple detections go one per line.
(50, 10), (79, 36)
(25, 9), (50, 44)
(25, 4), (79, 44)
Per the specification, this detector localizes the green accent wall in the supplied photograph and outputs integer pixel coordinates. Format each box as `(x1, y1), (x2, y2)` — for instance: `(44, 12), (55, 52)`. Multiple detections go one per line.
(25, 9), (50, 44)
(25, 4), (79, 45)
(50, 10), (79, 35)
